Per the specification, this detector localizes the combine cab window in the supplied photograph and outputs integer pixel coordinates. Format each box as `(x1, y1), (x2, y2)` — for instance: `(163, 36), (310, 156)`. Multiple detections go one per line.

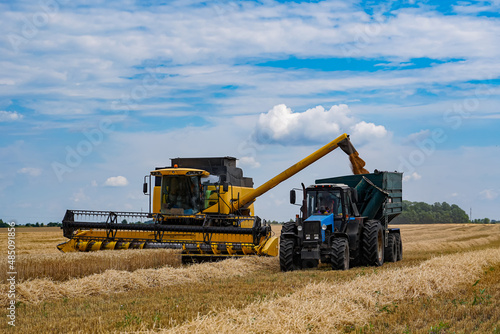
(307, 190), (342, 217)
(161, 176), (203, 215)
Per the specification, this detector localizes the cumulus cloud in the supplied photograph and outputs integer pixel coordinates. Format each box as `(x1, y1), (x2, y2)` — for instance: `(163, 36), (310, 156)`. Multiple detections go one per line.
(406, 129), (431, 143)
(17, 167), (42, 177)
(480, 189), (498, 200)
(238, 156), (261, 168)
(403, 172), (422, 182)
(71, 189), (88, 203)
(104, 176), (129, 187)
(252, 104), (387, 145)
(0, 111), (23, 122)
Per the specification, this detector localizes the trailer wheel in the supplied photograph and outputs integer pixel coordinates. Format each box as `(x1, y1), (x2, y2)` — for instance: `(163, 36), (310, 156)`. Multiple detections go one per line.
(331, 238), (349, 270)
(384, 234), (397, 263)
(361, 220), (384, 266)
(395, 233), (403, 261)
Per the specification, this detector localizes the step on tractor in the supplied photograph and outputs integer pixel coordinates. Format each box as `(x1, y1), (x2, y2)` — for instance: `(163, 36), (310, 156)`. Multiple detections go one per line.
(280, 171), (403, 271)
(58, 133), (363, 263)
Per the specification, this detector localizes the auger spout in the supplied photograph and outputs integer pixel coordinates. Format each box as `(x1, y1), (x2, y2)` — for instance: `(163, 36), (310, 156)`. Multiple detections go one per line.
(232, 133), (359, 212)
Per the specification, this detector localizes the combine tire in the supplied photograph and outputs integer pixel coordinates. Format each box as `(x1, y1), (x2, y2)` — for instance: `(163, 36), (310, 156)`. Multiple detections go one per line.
(361, 220), (384, 266)
(331, 238), (349, 270)
(384, 234), (397, 263)
(395, 233), (403, 261)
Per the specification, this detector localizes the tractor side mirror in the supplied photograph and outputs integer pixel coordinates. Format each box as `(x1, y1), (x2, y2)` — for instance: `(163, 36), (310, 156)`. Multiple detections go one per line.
(222, 181), (229, 192)
(143, 182), (148, 194)
(290, 190), (296, 204)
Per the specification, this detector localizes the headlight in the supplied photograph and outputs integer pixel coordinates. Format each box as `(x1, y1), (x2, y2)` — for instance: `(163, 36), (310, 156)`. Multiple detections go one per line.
(322, 224), (327, 231)
(297, 225), (303, 231)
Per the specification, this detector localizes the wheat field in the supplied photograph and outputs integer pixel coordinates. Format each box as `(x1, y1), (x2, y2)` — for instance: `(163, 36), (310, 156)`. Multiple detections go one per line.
(1, 224), (500, 333)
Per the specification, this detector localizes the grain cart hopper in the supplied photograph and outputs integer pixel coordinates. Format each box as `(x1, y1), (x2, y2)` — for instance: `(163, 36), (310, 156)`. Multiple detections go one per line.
(281, 170), (403, 271)
(58, 133), (362, 262)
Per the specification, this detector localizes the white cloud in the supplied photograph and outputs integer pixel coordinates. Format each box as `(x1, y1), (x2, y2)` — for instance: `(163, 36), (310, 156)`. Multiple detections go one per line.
(403, 172), (422, 182)
(480, 189), (498, 200)
(91, 180), (98, 187)
(238, 156), (261, 169)
(351, 121), (388, 142)
(71, 188), (88, 203)
(406, 129), (431, 143)
(17, 167), (42, 177)
(0, 111), (23, 122)
(104, 176), (129, 187)
(253, 104), (387, 146)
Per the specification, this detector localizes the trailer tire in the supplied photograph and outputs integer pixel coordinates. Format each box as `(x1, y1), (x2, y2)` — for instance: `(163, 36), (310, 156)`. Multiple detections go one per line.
(361, 220), (384, 266)
(395, 233), (403, 261)
(331, 238), (349, 270)
(384, 234), (397, 262)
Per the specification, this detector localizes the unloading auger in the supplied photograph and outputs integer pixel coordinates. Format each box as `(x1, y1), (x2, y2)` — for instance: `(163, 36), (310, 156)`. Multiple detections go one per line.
(57, 133), (361, 262)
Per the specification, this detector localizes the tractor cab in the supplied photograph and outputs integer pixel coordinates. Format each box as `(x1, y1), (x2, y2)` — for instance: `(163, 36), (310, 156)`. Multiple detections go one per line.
(290, 183), (359, 244)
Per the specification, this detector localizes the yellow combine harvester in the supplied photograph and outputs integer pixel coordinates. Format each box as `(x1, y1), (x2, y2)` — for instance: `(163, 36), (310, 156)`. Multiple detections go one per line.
(58, 133), (361, 262)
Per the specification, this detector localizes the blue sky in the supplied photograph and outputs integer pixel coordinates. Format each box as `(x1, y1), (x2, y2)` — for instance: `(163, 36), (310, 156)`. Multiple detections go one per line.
(1, 0), (500, 224)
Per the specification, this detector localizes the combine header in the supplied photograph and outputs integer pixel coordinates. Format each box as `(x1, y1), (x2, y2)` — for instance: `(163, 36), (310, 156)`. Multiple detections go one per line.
(58, 133), (362, 262)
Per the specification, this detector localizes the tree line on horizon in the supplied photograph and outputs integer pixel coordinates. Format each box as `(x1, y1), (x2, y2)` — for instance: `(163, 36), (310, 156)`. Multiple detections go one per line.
(392, 200), (497, 224)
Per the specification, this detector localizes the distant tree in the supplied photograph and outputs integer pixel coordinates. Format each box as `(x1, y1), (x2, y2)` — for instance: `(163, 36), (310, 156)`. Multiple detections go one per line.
(393, 200), (471, 224)
(0, 219), (10, 228)
(121, 219), (128, 224)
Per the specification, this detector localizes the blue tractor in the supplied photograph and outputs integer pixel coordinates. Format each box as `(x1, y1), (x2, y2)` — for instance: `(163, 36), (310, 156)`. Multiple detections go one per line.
(280, 171), (403, 271)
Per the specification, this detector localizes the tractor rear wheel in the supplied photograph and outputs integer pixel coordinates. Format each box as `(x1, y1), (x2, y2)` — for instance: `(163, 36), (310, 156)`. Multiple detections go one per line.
(384, 234), (397, 262)
(395, 233), (403, 261)
(361, 220), (384, 266)
(331, 238), (350, 270)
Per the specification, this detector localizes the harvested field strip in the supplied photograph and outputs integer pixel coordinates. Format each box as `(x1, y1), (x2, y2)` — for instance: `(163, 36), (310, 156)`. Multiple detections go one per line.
(158, 248), (500, 334)
(396, 224), (500, 252)
(0, 249), (182, 282)
(0, 256), (279, 306)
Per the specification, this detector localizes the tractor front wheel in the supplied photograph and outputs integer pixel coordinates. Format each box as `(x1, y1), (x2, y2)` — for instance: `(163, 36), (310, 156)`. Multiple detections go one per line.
(331, 238), (350, 270)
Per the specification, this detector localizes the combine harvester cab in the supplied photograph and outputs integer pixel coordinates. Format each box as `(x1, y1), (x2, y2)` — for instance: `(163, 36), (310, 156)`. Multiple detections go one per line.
(281, 171), (403, 271)
(58, 133), (360, 263)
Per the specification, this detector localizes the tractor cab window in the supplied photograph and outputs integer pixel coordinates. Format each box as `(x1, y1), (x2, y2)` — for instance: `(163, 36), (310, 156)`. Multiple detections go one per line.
(307, 190), (342, 217)
(161, 175), (203, 215)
